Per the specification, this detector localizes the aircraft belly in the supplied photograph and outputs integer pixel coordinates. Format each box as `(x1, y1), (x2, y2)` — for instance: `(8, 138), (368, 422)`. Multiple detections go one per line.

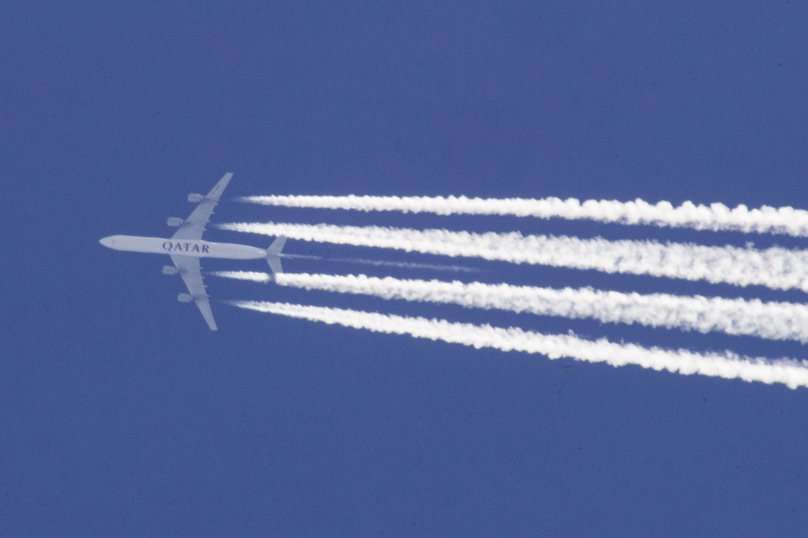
(101, 235), (265, 259)
(205, 242), (266, 259)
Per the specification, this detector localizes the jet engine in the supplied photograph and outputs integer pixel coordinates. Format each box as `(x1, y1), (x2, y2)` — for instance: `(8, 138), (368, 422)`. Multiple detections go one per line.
(167, 217), (184, 226)
(187, 193), (204, 203)
(162, 266), (178, 275)
(178, 293), (193, 302)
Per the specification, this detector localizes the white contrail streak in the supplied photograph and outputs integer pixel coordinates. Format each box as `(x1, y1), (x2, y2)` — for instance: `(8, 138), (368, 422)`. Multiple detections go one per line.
(226, 301), (808, 389)
(281, 253), (479, 272)
(238, 194), (808, 237)
(216, 222), (808, 292)
(210, 271), (808, 342)
(211, 271), (272, 283)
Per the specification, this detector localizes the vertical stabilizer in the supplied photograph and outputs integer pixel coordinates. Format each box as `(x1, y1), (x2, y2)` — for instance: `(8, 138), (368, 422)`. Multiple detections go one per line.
(267, 236), (287, 274)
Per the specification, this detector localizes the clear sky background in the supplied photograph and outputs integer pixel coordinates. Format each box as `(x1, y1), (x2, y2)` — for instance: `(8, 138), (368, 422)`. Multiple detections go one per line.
(2, 2), (808, 536)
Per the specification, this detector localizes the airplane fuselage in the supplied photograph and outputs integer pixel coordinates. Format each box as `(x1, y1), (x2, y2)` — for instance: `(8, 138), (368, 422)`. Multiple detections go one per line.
(100, 235), (266, 259)
(99, 172), (286, 331)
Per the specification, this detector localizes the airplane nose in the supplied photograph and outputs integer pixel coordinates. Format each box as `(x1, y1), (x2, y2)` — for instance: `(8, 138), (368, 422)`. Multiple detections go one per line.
(99, 236), (114, 248)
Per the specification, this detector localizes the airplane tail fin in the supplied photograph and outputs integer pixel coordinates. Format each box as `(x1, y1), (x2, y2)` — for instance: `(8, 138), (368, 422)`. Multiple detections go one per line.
(267, 236), (287, 274)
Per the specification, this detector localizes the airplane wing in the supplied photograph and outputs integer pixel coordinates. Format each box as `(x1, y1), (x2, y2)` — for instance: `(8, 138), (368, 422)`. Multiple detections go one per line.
(169, 172), (232, 330)
(172, 254), (217, 331)
(172, 172), (233, 240)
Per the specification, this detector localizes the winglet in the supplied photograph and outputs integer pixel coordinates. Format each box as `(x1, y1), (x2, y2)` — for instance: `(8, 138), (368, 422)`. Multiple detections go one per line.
(205, 172), (233, 202)
(267, 236), (287, 274)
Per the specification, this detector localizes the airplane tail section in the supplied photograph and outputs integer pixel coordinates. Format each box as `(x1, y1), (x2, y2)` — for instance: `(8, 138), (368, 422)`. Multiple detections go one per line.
(267, 236), (287, 274)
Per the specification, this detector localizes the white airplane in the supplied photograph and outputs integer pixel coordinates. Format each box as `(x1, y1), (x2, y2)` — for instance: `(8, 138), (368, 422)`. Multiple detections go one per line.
(100, 172), (285, 331)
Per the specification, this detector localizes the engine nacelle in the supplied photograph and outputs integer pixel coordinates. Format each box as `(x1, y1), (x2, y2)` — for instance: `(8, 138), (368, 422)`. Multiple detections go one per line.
(188, 193), (204, 203)
(178, 293), (193, 302)
(163, 266), (178, 275)
(167, 217), (184, 227)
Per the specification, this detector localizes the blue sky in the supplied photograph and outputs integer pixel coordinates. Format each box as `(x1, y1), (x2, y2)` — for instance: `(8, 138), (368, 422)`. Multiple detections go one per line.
(2, 2), (808, 536)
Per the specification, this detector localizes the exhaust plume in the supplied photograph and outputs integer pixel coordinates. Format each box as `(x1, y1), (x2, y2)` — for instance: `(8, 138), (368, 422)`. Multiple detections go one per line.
(211, 271), (808, 342)
(238, 195), (808, 238)
(281, 253), (479, 272)
(216, 222), (808, 292)
(210, 271), (272, 283)
(227, 300), (808, 389)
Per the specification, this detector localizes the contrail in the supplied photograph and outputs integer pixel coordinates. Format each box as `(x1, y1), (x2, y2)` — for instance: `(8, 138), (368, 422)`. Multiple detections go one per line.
(237, 194), (808, 238)
(226, 300), (808, 389)
(281, 253), (479, 273)
(211, 271), (808, 342)
(211, 271), (272, 283)
(216, 222), (808, 292)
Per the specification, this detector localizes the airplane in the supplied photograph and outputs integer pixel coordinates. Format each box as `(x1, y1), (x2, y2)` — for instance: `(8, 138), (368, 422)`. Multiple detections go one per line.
(100, 172), (286, 331)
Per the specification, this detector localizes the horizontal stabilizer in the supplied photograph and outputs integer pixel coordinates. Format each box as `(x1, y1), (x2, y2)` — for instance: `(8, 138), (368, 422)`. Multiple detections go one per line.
(268, 236), (287, 254)
(267, 236), (287, 274)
